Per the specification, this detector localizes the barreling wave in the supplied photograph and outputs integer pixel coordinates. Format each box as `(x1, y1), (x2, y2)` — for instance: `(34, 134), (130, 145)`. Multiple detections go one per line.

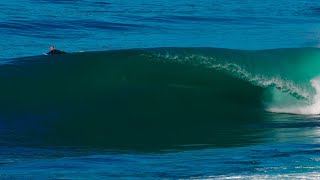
(150, 47), (320, 114)
(1, 47), (320, 149)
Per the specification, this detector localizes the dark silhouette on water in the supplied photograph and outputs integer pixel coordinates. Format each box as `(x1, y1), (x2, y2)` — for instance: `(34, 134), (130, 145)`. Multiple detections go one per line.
(46, 46), (66, 55)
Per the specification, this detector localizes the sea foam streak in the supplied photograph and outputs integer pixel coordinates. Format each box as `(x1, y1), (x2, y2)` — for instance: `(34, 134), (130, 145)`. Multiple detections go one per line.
(267, 76), (320, 115)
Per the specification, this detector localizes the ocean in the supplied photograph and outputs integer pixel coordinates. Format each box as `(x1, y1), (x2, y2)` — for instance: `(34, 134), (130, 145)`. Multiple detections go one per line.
(1, 0), (320, 179)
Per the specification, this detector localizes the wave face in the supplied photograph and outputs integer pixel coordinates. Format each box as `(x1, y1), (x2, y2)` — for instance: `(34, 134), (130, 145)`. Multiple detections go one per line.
(1, 47), (320, 149)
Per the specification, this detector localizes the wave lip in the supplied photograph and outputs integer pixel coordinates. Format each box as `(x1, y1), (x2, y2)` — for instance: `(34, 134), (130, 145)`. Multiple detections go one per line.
(267, 77), (320, 115)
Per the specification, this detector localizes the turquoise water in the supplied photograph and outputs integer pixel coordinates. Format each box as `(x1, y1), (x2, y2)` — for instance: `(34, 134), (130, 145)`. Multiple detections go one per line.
(1, 0), (320, 179)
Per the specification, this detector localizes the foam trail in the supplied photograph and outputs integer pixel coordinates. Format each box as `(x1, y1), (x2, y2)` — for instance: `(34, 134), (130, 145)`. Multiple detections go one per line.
(157, 52), (311, 101)
(267, 76), (320, 115)
(209, 62), (310, 100)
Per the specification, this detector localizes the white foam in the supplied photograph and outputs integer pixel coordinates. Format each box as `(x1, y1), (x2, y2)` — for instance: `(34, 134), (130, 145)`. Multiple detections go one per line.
(193, 172), (320, 180)
(157, 52), (318, 115)
(267, 77), (320, 115)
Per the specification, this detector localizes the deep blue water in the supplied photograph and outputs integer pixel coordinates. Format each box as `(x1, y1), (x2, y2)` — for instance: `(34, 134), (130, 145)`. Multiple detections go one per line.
(1, 0), (320, 59)
(1, 0), (320, 179)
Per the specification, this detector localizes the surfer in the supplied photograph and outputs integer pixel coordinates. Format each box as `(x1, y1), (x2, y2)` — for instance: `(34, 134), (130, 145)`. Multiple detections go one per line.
(46, 46), (66, 55)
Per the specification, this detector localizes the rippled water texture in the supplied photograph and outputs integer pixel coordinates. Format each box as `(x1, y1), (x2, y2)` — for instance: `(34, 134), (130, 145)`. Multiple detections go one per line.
(1, 0), (320, 59)
(1, 0), (320, 179)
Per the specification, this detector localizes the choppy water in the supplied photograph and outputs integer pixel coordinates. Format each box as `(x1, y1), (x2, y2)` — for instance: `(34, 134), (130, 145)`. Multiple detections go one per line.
(1, 0), (320, 59)
(1, 0), (320, 179)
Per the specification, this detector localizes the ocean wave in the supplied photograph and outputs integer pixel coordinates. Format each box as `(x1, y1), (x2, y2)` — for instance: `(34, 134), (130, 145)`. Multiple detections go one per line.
(1, 47), (320, 148)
